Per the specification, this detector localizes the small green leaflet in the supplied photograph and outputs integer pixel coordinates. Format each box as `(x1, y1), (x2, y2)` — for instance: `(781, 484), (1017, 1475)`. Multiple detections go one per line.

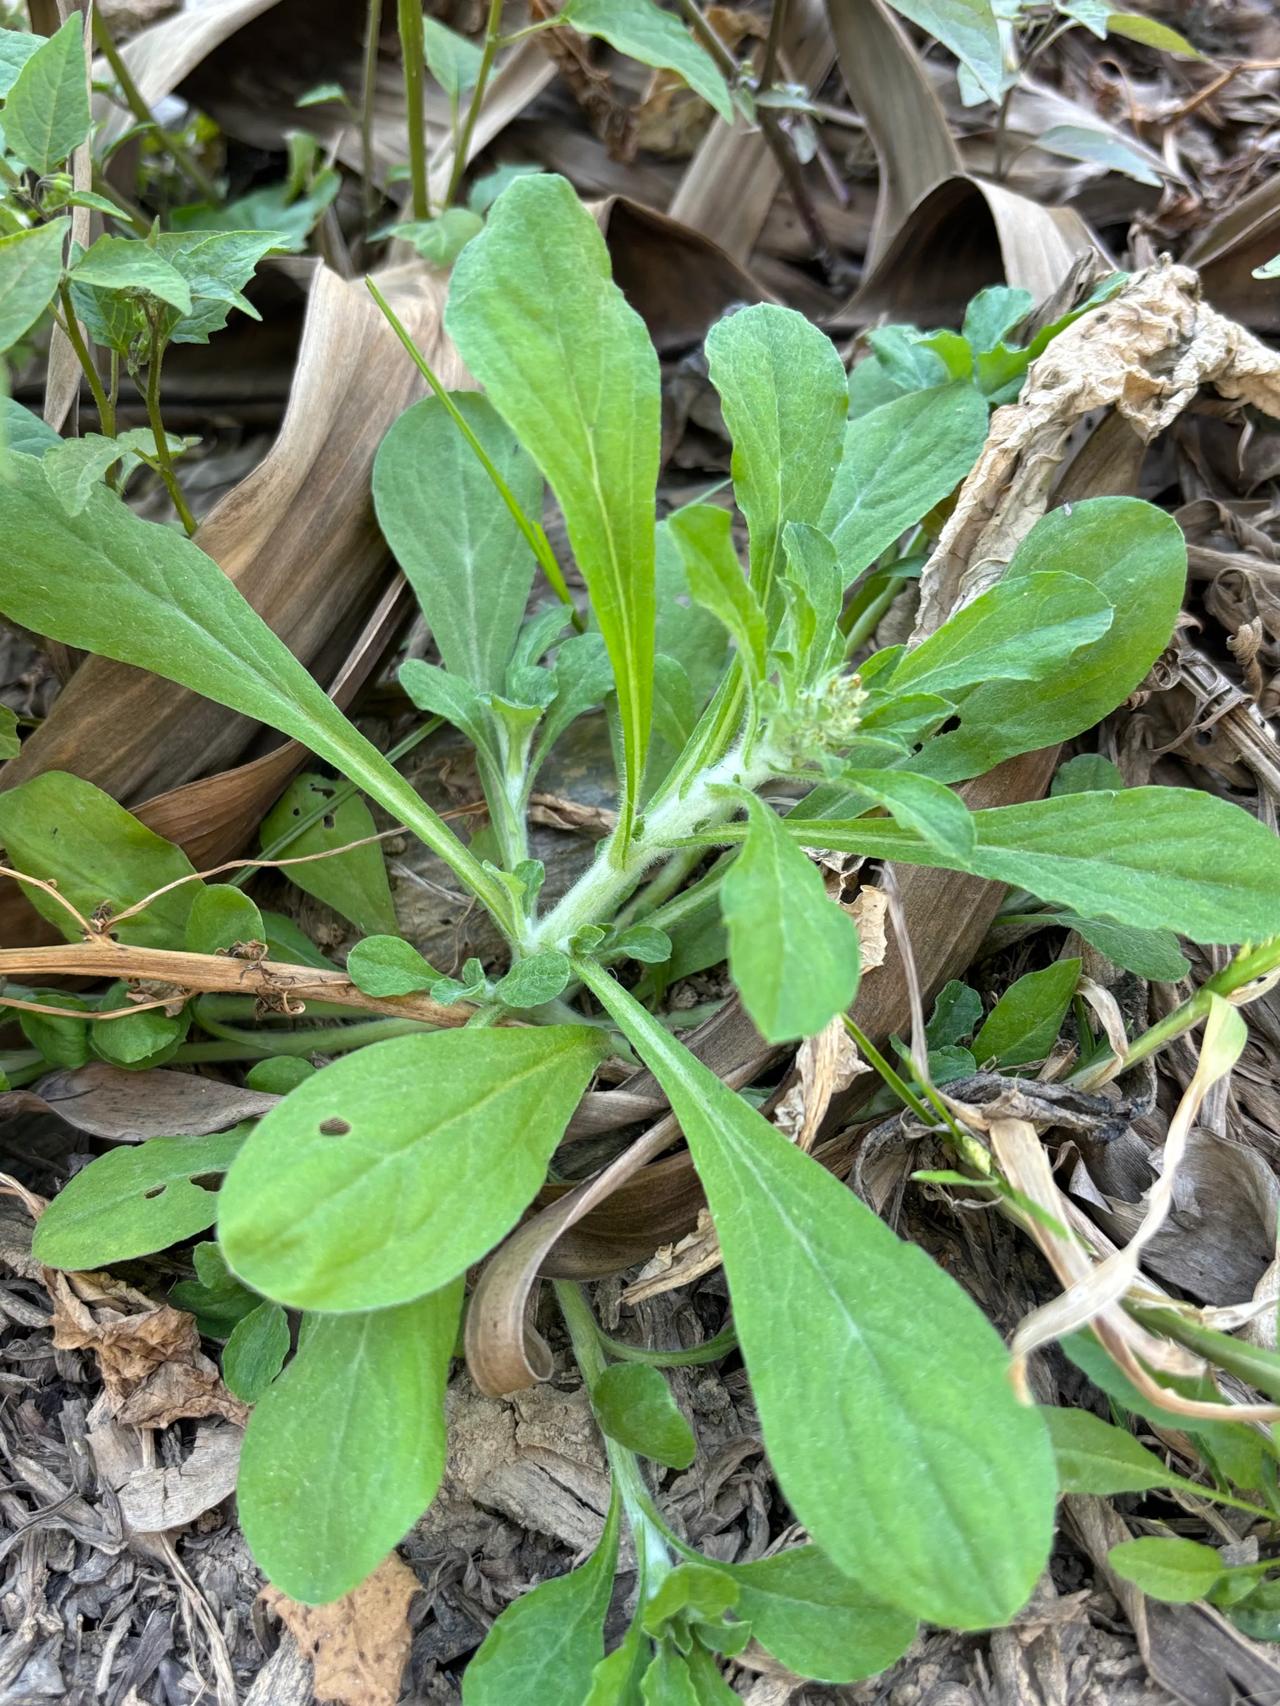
(883, 0), (1004, 102)
(217, 1027), (606, 1311)
(237, 1283), (461, 1602)
(926, 980), (982, 1047)
(576, 964), (1057, 1630)
(0, 396), (60, 457)
(373, 394), (541, 694)
(726, 1547), (916, 1684)
(0, 770), (197, 948)
(260, 774), (397, 937)
(44, 427), (195, 516)
(972, 958), (1080, 1068)
(1051, 753), (1126, 795)
(18, 993), (90, 1068)
(666, 504), (766, 682)
(591, 1363), (696, 1469)
(0, 451), (512, 929)
(33, 1126), (250, 1270)
(822, 383), (988, 585)
(0, 219), (69, 356)
(463, 1494), (620, 1705)
(1042, 1406), (1199, 1497)
(222, 1300), (290, 1403)
(737, 789), (1280, 947)
(1058, 915), (1189, 982)
(912, 499), (1186, 784)
(719, 792), (860, 1045)
(492, 949), (572, 1008)
(393, 209), (483, 268)
(447, 175), (659, 845)
(1253, 254), (1280, 282)
(891, 573), (1113, 699)
(171, 1241), (261, 1336)
(1107, 1537), (1225, 1604)
(346, 934), (440, 996)
(1036, 125), (1162, 189)
(185, 884), (264, 955)
(246, 1056), (315, 1094)
(3, 14), (89, 174)
(92, 985), (189, 1069)
(1106, 12), (1203, 58)
(560, 0), (733, 122)
(706, 304), (848, 617)
(422, 16), (484, 96)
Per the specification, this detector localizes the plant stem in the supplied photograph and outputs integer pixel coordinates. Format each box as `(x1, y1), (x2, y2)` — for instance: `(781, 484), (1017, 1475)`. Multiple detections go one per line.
(143, 313), (196, 534)
(759, 0), (788, 91)
(184, 1014), (431, 1059)
(445, 0), (503, 209)
(674, 0), (738, 81)
(92, 13), (221, 203)
(360, 0), (384, 226)
(397, 0), (430, 219)
(595, 1322), (737, 1367)
(55, 283), (115, 435)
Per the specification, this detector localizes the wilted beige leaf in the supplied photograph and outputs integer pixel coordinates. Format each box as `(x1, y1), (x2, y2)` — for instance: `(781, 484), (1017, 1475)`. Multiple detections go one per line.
(263, 1554), (418, 1706)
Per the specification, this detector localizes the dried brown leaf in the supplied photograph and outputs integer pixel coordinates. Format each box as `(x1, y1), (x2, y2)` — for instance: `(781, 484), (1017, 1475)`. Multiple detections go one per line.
(1, 1061), (279, 1142)
(262, 1554), (418, 1706)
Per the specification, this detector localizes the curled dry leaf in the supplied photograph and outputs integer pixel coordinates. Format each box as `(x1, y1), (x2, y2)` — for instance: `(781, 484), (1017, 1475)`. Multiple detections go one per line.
(46, 1268), (247, 1428)
(849, 885), (889, 972)
(262, 1553), (418, 1706)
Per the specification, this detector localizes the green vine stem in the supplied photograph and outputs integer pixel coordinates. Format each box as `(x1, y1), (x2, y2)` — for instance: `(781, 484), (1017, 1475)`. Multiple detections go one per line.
(444, 0), (503, 209)
(397, 0), (430, 219)
(143, 310), (197, 534)
(360, 0), (384, 226)
(92, 13), (221, 204)
(55, 281), (115, 436)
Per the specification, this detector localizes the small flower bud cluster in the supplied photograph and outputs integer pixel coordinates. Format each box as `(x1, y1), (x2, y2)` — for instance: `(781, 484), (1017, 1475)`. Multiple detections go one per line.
(768, 669), (867, 760)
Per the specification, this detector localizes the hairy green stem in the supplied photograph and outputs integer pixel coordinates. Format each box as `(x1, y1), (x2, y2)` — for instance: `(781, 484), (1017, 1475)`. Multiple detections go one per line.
(595, 1322), (737, 1368)
(397, 0), (430, 219)
(185, 1014), (431, 1059)
(143, 315), (196, 533)
(56, 282), (114, 435)
(360, 0), (384, 226)
(445, 0), (503, 209)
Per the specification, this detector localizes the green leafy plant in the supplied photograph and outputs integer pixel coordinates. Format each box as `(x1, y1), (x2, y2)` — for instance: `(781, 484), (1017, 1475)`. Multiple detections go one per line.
(4, 172), (1280, 1693)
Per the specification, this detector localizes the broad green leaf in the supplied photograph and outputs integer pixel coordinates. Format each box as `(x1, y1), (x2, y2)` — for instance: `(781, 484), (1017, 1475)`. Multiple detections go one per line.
(0, 219), (67, 355)
(0, 28), (41, 97)
(0, 770), (197, 947)
(1057, 915), (1189, 982)
(237, 1283), (460, 1602)
(972, 958), (1080, 1067)
(0, 453), (511, 928)
(1107, 1537), (1224, 1603)
(838, 769), (975, 858)
(71, 236), (193, 315)
(447, 174), (659, 840)
(222, 1301), (290, 1403)
(720, 792), (860, 1045)
(0, 395), (60, 456)
(706, 304), (847, 615)
(913, 500), (1188, 784)
(422, 16), (484, 95)
(891, 572), (1113, 698)
(577, 965), (1057, 1630)
(641, 1644), (699, 1705)
(562, 0), (733, 121)
(394, 209), (483, 268)
(260, 774), (397, 937)
(1037, 125), (1162, 189)
(1042, 1405), (1183, 1495)
(33, 1125), (249, 1269)
(18, 991), (91, 1067)
(726, 1547), (916, 1684)
(92, 984), (189, 1068)
(44, 427), (194, 516)
(373, 394), (541, 693)
(154, 229), (281, 343)
(883, 0), (1005, 101)
(346, 933), (441, 995)
(217, 1027), (606, 1311)
(586, 1617), (648, 1705)
(1106, 12), (1203, 58)
(592, 1362), (696, 1469)
(821, 383), (988, 585)
(667, 504), (766, 681)
(643, 1564), (738, 1638)
(769, 788), (1280, 945)
(3, 15), (89, 173)
(185, 884), (264, 955)
(463, 1493), (620, 1705)
(492, 949), (572, 1009)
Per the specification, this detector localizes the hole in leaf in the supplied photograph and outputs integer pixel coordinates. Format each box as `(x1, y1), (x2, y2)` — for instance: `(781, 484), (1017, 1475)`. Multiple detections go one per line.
(319, 1117), (351, 1137)
(322, 813), (336, 830)
(938, 715), (961, 735)
(291, 807), (301, 817)
(143, 1184), (167, 1200)
(1194, 727), (1214, 747)
(190, 1174), (222, 1192)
